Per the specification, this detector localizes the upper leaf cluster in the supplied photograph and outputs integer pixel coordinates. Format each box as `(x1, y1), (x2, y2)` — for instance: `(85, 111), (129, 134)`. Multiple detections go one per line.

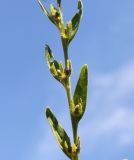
(38, 0), (83, 45)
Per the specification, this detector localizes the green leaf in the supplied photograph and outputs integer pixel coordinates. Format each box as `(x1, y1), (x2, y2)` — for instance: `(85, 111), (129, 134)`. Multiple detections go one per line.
(78, 0), (83, 11)
(46, 107), (71, 158)
(72, 0), (83, 30)
(57, 0), (61, 7)
(68, 0), (83, 43)
(37, 0), (56, 25)
(73, 64), (88, 121)
(45, 45), (60, 80)
(38, 0), (49, 17)
(45, 44), (54, 69)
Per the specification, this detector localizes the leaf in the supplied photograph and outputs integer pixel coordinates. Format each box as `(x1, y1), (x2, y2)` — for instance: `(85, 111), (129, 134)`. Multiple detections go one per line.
(46, 107), (71, 158)
(57, 0), (61, 7)
(37, 0), (49, 17)
(37, 0), (56, 25)
(72, 0), (83, 31)
(45, 44), (54, 68)
(68, 0), (83, 43)
(73, 64), (88, 121)
(45, 45), (60, 80)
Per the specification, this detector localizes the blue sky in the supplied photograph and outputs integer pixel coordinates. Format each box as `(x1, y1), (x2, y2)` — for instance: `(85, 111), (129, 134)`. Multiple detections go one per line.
(0, 0), (134, 160)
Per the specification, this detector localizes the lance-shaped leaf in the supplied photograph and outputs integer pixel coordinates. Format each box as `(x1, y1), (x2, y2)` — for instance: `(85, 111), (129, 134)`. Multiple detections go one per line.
(70, 0), (83, 39)
(73, 64), (88, 121)
(37, 0), (56, 25)
(45, 45), (60, 81)
(46, 107), (71, 158)
(67, 0), (83, 44)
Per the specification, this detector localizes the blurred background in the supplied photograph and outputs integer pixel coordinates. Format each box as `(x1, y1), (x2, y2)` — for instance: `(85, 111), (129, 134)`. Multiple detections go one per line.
(0, 0), (134, 159)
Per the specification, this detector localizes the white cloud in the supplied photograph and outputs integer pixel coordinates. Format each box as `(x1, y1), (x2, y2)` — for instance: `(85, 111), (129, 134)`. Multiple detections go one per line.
(99, 108), (134, 133)
(92, 61), (134, 99)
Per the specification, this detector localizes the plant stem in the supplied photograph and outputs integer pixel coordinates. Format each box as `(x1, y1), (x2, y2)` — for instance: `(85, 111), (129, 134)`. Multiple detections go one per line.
(72, 121), (78, 144)
(61, 38), (79, 160)
(61, 38), (68, 68)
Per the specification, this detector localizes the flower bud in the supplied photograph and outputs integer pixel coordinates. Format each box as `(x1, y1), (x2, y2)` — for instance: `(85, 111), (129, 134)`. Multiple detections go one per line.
(57, 69), (61, 76)
(72, 143), (77, 153)
(50, 4), (56, 17)
(64, 60), (72, 77)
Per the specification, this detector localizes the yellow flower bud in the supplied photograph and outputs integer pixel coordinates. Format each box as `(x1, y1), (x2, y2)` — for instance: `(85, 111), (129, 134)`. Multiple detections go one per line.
(72, 143), (77, 153)
(50, 4), (56, 16)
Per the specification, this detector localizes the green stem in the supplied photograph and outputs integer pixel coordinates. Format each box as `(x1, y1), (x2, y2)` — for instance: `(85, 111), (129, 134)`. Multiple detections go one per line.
(61, 38), (68, 68)
(72, 156), (79, 160)
(61, 37), (79, 160)
(72, 122), (78, 144)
